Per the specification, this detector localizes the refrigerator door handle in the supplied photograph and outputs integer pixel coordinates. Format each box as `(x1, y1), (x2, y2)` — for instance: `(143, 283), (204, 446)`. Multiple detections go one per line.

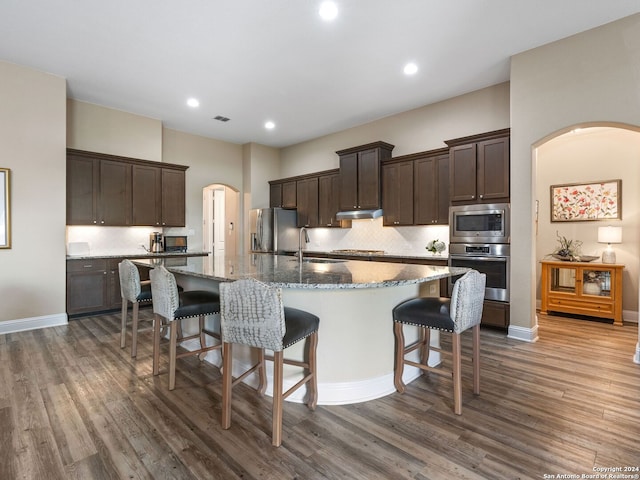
(256, 209), (263, 250)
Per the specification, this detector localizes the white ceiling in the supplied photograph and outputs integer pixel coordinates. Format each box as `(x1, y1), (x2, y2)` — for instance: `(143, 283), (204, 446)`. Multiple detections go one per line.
(1, 1), (639, 148)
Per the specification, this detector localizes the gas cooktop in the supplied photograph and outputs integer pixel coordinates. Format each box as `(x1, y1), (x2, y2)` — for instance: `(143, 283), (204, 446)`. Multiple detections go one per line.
(331, 249), (386, 255)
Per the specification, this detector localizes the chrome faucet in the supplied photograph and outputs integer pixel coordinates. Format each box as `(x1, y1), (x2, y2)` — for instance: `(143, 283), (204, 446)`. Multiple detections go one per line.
(298, 227), (310, 261)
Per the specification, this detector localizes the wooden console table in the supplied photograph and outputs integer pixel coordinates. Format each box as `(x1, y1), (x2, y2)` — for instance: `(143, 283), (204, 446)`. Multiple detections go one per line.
(540, 260), (624, 326)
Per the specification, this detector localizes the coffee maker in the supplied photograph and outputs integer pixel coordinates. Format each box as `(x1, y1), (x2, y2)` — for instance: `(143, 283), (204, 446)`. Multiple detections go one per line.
(149, 232), (163, 253)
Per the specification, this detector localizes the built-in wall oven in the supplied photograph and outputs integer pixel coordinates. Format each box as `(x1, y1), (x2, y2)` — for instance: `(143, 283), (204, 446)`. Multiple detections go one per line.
(448, 203), (510, 303)
(448, 243), (510, 302)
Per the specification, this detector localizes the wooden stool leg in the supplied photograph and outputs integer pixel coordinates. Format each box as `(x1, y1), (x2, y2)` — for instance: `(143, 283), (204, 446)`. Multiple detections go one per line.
(272, 351), (284, 447)
(393, 322), (406, 393)
(257, 348), (267, 396)
(152, 314), (161, 376)
(306, 332), (318, 410)
(131, 302), (139, 358)
(169, 321), (177, 391)
(472, 324), (480, 395)
(452, 332), (462, 415)
(199, 315), (206, 350)
(120, 300), (128, 349)
(221, 342), (233, 429)
(176, 320), (184, 341)
(420, 328), (431, 368)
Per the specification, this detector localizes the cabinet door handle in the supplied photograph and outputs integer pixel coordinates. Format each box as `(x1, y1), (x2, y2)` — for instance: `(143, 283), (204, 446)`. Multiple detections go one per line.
(83, 264), (93, 268)
(479, 194), (484, 199)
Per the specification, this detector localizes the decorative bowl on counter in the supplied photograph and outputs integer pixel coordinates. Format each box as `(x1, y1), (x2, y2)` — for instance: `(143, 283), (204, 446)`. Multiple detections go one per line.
(552, 254), (598, 262)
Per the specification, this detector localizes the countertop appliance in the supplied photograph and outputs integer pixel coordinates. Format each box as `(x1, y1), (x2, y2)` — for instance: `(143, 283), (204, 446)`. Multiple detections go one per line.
(249, 208), (298, 254)
(150, 232), (163, 253)
(164, 235), (188, 253)
(449, 203), (510, 244)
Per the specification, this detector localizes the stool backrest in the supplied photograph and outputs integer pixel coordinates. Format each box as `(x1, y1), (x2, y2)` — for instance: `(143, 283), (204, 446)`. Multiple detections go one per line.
(450, 270), (486, 333)
(220, 278), (286, 352)
(149, 265), (180, 321)
(119, 259), (141, 303)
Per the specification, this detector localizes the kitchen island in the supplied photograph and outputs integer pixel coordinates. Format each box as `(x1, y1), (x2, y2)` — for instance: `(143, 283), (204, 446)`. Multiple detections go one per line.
(134, 254), (467, 405)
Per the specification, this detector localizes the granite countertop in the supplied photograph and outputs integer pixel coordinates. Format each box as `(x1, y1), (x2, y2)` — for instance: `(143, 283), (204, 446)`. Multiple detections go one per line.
(132, 254), (466, 290)
(66, 250), (210, 260)
(283, 249), (449, 261)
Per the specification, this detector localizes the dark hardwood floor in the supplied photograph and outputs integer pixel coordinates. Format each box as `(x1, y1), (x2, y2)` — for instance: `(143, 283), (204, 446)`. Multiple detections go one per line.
(1, 310), (638, 479)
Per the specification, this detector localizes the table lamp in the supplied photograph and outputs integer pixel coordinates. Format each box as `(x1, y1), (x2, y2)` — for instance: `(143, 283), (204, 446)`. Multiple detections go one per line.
(598, 226), (622, 264)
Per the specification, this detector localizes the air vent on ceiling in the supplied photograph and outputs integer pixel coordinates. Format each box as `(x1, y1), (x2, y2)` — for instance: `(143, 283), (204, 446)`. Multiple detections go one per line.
(213, 115), (230, 122)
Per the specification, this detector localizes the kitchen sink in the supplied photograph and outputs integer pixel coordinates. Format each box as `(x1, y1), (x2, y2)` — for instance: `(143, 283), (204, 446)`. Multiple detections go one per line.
(302, 258), (346, 264)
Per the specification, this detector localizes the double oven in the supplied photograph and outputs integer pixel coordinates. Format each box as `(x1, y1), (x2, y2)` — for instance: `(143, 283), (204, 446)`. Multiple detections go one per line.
(448, 203), (510, 303)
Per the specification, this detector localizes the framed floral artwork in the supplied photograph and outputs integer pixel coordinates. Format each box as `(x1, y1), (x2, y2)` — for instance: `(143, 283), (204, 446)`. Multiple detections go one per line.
(550, 179), (621, 222)
(0, 168), (10, 248)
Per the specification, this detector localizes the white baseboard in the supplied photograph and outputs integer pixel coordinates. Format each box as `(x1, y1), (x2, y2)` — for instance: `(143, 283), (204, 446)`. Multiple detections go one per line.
(634, 343), (640, 364)
(0, 313), (68, 335)
(508, 322), (539, 343)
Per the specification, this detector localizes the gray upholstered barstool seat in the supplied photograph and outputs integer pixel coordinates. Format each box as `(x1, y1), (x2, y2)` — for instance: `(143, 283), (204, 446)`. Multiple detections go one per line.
(220, 278), (319, 447)
(392, 270), (486, 415)
(149, 265), (222, 391)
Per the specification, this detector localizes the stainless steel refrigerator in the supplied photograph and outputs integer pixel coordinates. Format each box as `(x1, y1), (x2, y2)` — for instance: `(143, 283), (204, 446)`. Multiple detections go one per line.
(249, 208), (298, 253)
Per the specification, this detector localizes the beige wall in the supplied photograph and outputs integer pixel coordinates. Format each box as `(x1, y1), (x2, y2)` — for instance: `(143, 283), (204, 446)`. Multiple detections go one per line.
(162, 128), (243, 251)
(511, 13), (640, 335)
(536, 127), (640, 316)
(67, 99), (162, 161)
(280, 82), (510, 177)
(0, 61), (66, 324)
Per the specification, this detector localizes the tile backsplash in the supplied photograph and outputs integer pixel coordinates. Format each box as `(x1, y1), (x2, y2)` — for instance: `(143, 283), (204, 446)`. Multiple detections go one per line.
(305, 218), (449, 256)
(66, 226), (159, 256)
(67, 219), (449, 258)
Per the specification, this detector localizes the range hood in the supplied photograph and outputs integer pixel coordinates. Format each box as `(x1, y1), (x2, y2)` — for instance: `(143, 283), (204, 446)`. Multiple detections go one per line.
(335, 209), (383, 220)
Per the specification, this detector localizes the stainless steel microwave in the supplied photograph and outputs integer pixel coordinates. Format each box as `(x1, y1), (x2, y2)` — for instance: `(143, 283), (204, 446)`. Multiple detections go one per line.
(163, 235), (188, 252)
(449, 203), (510, 244)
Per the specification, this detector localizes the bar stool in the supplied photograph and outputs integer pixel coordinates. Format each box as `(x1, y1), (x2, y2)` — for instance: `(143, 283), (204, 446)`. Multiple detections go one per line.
(119, 259), (153, 358)
(149, 265), (222, 390)
(392, 270), (486, 415)
(219, 278), (319, 447)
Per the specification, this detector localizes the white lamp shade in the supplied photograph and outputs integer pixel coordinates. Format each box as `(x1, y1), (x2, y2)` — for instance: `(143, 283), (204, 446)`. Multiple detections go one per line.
(598, 226), (622, 244)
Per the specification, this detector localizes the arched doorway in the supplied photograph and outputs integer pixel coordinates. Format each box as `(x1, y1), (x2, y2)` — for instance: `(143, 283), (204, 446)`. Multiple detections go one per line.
(202, 184), (240, 257)
(532, 123), (640, 363)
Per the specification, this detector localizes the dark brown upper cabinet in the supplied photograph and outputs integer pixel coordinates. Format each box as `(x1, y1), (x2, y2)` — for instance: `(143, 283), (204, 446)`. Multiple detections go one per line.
(269, 180), (297, 208)
(337, 142), (394, 211)
(318, 172), (344, 227)
(445, 129), (510, 204)
(414, 149), (449, 225)
(67, 154), (132, 226)
(67, 149), (188, 227)
(296, 177), (319, 227)
(382, 159), (414, 226)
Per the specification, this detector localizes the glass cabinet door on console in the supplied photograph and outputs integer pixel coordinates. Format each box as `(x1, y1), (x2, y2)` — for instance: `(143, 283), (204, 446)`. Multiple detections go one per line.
(540, 261), (623, 326)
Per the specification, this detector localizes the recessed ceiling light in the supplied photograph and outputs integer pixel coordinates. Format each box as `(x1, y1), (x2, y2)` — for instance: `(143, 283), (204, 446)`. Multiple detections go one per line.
(319, 1), (338, 21)
(187, 98), (200, 108)
(403, 63), (418, 75)
(265, 121), (276, 130)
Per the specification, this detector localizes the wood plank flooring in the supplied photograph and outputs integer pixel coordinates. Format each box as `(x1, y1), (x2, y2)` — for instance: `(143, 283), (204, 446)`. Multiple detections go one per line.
(1, 310), (639, 479)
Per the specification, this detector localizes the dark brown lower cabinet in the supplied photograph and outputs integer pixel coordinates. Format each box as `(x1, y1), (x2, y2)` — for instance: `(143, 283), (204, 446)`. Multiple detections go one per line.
(67, 256), (194, 317)
(67, 258), (142, 316)
(479, 300), (510, 328)
(66, 259), (109, 315)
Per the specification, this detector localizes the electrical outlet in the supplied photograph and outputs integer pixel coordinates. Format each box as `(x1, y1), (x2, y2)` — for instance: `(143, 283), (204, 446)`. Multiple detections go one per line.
(429, 284), (437, 294)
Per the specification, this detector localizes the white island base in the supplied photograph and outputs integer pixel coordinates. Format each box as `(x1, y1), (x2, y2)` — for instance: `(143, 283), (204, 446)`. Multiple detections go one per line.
(137, 255), (462, 406)
(180, 281), (443, 406)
